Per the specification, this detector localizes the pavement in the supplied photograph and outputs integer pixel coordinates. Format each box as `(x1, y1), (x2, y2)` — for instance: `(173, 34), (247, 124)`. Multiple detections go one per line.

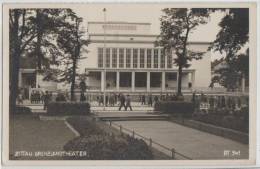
(111, 120), (249, 160)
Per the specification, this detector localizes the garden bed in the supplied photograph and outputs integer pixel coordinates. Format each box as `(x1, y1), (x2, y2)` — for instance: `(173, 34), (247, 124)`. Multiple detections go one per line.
(192, 113), (249, 133)
(64, 116), (170, 160)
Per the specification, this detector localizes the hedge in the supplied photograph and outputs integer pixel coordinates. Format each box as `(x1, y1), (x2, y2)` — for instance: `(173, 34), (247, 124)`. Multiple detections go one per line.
(14, 106), (32, 114)
(154, 101), (194, 117)
(63, 134), (153, 160)
(47, 102), (90, 115)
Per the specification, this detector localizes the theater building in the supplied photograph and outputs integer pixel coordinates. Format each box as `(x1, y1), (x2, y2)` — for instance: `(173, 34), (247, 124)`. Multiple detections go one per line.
(81, 21), (212, 94)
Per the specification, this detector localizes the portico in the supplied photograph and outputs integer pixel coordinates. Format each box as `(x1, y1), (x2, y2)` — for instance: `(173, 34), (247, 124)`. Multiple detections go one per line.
(86, 68), (195, 93)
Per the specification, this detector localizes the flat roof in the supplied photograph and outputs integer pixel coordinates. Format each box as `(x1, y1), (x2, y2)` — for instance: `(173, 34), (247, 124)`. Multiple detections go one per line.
(88, 21), (151, 25)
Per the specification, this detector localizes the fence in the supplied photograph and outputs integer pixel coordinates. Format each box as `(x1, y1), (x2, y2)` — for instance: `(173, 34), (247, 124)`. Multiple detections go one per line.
(108, 120), (192, 160)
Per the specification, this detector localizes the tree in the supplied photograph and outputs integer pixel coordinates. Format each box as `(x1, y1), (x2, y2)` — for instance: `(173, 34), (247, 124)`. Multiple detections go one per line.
(9, 9), (37, 113)
(209, 9), (249, 90)
(56, 14), (89, 101)
(9, 8), (75, 113)
(156, 8), (209, 96)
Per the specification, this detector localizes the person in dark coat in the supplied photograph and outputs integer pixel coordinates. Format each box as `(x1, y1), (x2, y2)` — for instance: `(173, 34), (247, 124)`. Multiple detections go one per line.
(119, 94), (126, 111)
(43, 91), (50, 110)
(148, 95), (153, 107)
(141, 95), (146, 105)
(125, 95), (133, 111)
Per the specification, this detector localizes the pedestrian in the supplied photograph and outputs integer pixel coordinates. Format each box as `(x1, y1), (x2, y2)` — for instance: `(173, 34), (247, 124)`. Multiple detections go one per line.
(148, 95), (153, 107)
(17, 92), (23, 104)
(80, 92), (86, 102)
(141, 94), (146, 105)
(43, 91), (50, 110)
(125, 94), (133, 111)
(119, 94), (126, 111)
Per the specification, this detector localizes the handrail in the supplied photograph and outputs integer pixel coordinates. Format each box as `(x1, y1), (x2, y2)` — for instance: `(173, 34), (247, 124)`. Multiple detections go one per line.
(109, 121), (192, 160)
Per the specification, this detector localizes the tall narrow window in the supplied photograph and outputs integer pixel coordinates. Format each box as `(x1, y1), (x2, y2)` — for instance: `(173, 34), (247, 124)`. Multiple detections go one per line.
(119, 48), (124, 68)
(147, 49), (152, 68)
(112, 48), (117, 68)
(126, 49), (131, 68)
(167, 50), (172, 68)
(105, 48), (110, 68)
(98, 48), (103, 68)
(140, 49), (145, 68)
(154, 49), (158, 68)
(133, 49), (138, 68)
(160, 49), (165, 68)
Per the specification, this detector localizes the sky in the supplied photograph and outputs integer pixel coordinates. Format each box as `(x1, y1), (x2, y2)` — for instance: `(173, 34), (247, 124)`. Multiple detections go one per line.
(71, 4), (226, 60)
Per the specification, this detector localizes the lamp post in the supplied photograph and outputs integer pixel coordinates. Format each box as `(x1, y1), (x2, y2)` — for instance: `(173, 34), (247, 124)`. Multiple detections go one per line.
(103, 8), (107, 110)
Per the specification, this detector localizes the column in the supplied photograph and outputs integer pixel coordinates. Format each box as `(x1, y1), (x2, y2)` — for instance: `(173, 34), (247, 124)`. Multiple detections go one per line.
(131, 72), (135, 92)
(147, 71), (150, 92)
(116, 71), (120, 91)
(241, 74), (245, 92)
(162, 71), (165, 91)
(18, 71), (22, 87)
(101, 71), (105, 92)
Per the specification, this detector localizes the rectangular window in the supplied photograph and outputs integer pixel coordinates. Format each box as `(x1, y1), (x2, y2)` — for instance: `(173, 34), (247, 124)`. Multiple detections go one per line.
(133, 49), (138, 68)
(105, 48), (110, 68)
(126, 49), (131, 68)
(160, 49), (165, 68)
(119, 48), (124, 68)
(167, 50), (172, 68)
(112, 48), (117, 68)
(154, 49), (158, 68)
(140, 49), (145, 68)
(147, 49), (152, 68)
(98, 48), (103, 68)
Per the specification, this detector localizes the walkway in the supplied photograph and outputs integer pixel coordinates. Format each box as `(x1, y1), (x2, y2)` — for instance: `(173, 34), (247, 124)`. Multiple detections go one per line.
(9, 115), (76, 160)
(111, 120), (249, 160)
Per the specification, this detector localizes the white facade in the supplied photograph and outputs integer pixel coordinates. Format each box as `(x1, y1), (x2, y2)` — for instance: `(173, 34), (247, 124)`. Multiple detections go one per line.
(80, 21), (211, 93)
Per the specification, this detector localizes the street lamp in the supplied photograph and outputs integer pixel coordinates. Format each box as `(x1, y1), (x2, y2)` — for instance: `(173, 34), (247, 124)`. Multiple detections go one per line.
(103, 8), (107, 110)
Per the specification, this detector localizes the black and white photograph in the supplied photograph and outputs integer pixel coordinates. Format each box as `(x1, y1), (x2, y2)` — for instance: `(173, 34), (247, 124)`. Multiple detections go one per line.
(1, 2), (258, 167)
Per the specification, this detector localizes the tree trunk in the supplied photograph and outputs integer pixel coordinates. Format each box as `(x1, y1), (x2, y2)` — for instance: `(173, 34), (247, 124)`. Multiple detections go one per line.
(10, 10), (21, 114)
(36, 9), (43, 71)
(177, 65), (183, 96)
(70, 58), (76, 101)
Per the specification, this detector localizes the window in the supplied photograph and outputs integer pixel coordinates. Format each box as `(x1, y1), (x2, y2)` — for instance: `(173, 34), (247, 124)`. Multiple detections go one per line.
(154, 49), (158, 68)
(105, 48), (110, 68)
(98, 48), (103, 68)
(147, 49), (152, 68)
(126, 49), (131, 68)
(133, 49), (138, 68)
(160, 49), (165, 68)
(167, 50), (172, 68)
(112, 48), (117, 68)
(140, 49), (145, 68)
(119, 48), (124, 68)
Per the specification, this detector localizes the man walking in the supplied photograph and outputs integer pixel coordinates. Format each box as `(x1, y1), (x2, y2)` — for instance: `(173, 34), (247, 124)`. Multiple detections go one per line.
(43, 91), (50, 110)
(119, 94), (126, 111)
(125, 94), (133, 111)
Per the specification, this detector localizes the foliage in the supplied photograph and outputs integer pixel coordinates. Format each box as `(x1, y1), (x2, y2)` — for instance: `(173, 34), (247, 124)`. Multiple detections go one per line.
(9, 9), (77, 113)
(64, 117), (153, 160)
(156, 8), (209, 95)
(47, 102), (90, 115)
(155, 101), (194, 117)
(209, 9), (249, 90)
(54, 13), (89, 101)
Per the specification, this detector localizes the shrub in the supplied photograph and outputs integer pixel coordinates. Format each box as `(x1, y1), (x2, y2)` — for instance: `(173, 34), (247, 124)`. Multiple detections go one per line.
(47, 102), (90, 115)
(155, 101), (194, 118)
(63, 134), (153, 160)
(15, 106), (32, 114)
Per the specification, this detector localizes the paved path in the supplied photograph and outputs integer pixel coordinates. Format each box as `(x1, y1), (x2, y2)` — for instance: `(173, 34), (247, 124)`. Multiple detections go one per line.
(9, 115), (76, 160)
(112, 120), (249, 160)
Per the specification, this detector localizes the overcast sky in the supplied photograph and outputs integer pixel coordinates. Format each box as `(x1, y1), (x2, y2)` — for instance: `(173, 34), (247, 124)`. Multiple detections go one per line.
(71, 4), (226, 60)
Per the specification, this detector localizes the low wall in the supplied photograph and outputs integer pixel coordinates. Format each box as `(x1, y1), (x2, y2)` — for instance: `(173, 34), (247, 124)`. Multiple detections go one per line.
(169, 118), (248, 144)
